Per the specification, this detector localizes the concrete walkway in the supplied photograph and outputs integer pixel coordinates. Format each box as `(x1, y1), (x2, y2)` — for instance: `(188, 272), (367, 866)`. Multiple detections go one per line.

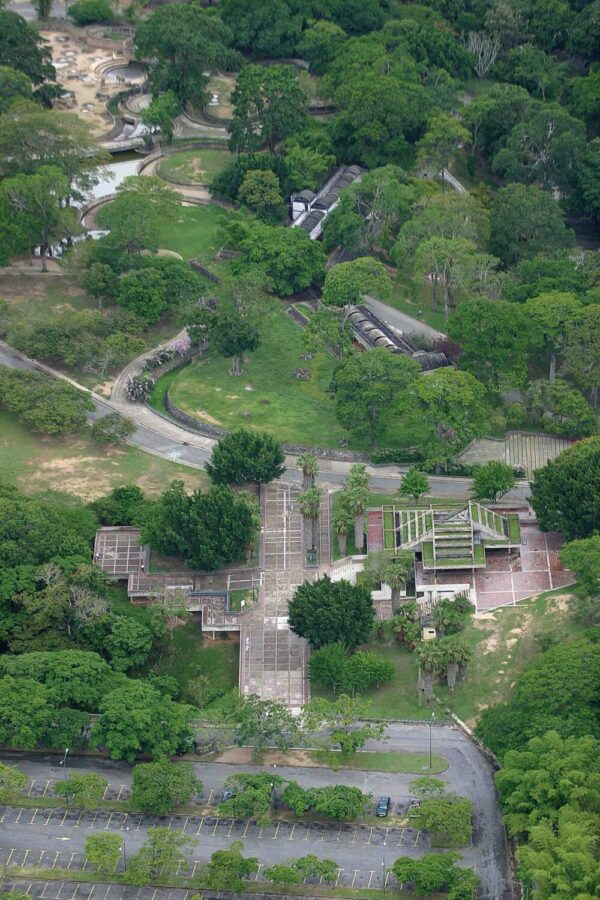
(240, 482), (331, 709)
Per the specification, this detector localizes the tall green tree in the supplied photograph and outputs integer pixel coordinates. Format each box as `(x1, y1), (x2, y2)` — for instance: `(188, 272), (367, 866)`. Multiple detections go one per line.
(562, 306), (600, 408)
(472, 461), (517, 502)
(135, 5), (238, 108)
(489, 183), (573, 266)
(232, 695), (299, 754)
(0, 65), (32, 113)
(560, 536), (600, 594)
(330, 350), (420, 448)
(344, 463), (370, 552)
(54, 773), (107, 807)
(0, 10), (56, 89)
(407, 368), (488, 464)
(322, 257), (391, 308)
(0, 762), (27, 801)
(230, 64), (307, 153)
(206, 430), (285, 486)
(142, 480), (260, 569)
(128, 828), (196, 880)
(288, 575), (374, 650)
(332, 495), (354, 557)
(447, 298), (529, 389)
(398, 468), (430, 502)
(302, 694), (385, 755)
(91, 681), (196, 762)
(530, 437), (600, 540)
(131, 758), (202, 814)
(414, 236), (477, 320)
(231, 220), (326, 295)
(299, 486), (322, 552)
(204, 841), (258, 892)
(298, 451), (319, 490)
(416, 113), (469, 187)
(0, 165), (78, 272)
(0, 101), (105, 192)
(526, 291), (582, 381)
(84, 834), (123, 874)
(141, 91), (182, 145)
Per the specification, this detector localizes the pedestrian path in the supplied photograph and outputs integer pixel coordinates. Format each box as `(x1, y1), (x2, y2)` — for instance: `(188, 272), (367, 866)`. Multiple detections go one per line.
(239, 483), (331, 709)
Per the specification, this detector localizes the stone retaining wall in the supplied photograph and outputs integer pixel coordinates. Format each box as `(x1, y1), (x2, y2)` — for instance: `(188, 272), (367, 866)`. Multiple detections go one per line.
(162, 382), (370, 461)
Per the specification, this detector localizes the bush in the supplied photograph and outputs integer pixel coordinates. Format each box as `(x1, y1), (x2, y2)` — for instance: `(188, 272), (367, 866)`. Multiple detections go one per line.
(124, 375), (155, 402)
(91, 413), (136, 444)
(68, 0), (113, 25)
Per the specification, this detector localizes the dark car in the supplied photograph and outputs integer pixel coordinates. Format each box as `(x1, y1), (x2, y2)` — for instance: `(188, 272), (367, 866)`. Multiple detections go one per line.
(222, 787), (235, 802)
(376, 796), (391, 817)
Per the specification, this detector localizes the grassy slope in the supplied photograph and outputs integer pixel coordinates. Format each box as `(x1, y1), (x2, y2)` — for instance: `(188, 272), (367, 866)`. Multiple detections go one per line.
(325, 589), (582, 726)
(0, 410), (208, 500)
(437, 588), (585, 725)
(157, 149), (233, 185)
(110, 586), (239, 698)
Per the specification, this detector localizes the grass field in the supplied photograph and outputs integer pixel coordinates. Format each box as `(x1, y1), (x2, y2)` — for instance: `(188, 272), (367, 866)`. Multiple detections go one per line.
(96, 203), (235, 264)
(0, 410), (207, 500)
(157, 149), (233, 185)
(166, 307), (351, 448)
(154, 204), (235, 262)
(386, 280), (448, 333)
(310, 749), (448, 774)
(326, 588), (582, 726)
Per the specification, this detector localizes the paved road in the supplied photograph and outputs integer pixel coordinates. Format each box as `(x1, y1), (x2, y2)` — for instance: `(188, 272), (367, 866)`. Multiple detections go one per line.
(0, 730), (511, 899)
(0, 342), (531, 502)
(364, 296), (444, 340)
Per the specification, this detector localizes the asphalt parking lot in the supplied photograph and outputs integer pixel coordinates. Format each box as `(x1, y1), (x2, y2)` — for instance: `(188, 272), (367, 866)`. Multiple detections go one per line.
(0, 805), (427, 889)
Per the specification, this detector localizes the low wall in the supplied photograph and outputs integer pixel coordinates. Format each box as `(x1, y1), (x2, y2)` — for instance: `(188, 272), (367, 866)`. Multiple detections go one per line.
(162, 384), (370, 461)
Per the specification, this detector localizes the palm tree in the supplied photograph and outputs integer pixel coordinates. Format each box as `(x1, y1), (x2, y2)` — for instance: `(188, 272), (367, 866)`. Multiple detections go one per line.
(417, 641), (444, 704)
(345, 464), (369, 553)
(384, 552), (414, 608)
(439, 638), (472, 692)
(333, 501), (354, 557)
(299, 486), (322, 553)
(298, 451), (319, 490)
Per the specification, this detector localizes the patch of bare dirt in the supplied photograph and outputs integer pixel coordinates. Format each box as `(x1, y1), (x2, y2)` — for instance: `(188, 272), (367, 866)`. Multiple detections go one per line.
(195, 409), (222, 426)
(547, 594), (573, 613)
(27, 456), (120, 499)
(137, 469), (199, 496)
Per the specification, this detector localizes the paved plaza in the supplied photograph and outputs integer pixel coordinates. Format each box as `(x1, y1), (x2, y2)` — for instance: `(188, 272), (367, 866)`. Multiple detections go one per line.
(416, 522), (573, 611)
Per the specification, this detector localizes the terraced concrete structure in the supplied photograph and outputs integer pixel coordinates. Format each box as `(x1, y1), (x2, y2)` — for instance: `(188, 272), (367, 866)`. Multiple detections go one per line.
(378, 501), (521, 570)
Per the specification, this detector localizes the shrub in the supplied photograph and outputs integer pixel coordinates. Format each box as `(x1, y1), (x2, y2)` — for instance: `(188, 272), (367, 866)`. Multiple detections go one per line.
(124, 375), (155, 402)
(68, 0), (113, 25)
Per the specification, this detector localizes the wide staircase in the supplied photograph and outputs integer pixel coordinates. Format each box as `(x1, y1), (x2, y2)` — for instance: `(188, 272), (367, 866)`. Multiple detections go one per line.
(431, 521), (478, 569)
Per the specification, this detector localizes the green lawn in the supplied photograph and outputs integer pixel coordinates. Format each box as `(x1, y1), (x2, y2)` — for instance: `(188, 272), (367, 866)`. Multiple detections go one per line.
(310, 749), (448, 774)
(385, 280), (448, 333)
(96, 202), (236, 264)
(157, 149), (233, 186)
(314, 626), (436, 722)
(165, 307), (352, 448)
(0, 409), (208, 500)
(312, 589), (582, 727)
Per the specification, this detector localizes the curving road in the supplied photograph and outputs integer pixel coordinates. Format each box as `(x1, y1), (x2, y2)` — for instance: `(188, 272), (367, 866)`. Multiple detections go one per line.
(0, 340), (531, 500)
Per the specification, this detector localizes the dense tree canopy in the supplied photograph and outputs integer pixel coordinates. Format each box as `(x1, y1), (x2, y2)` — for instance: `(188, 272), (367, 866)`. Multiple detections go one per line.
(142, 480), (260, 570)
(530, 437), (600, 539)
(288, 575), (374, 649)
(135, 5), (238, 108)
(206, 430), (285, 485)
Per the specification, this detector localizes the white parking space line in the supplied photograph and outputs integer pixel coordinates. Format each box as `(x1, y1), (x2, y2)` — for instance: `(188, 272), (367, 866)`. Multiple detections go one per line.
(272, 823), (280, 840)
(195, 818), (204, 835)
(351, 869), (358, 886)
(288, 824), (296, 840)
(367, 871), (374, 888)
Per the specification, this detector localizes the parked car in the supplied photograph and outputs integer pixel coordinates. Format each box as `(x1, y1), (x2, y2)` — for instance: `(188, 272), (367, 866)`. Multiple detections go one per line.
(222, 787), (235, 802)
(408, 798), (421, 817)
(376, 796), (391, 817)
